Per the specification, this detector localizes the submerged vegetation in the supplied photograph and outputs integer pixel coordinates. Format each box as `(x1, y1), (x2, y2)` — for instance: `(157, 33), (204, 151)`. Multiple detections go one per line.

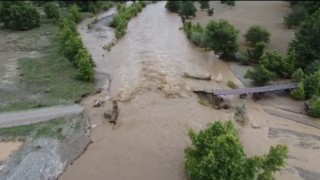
(111, 1), (146, 39)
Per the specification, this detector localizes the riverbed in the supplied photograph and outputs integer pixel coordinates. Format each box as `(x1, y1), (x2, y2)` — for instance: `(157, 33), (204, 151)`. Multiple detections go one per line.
(61, 2), (320, 180)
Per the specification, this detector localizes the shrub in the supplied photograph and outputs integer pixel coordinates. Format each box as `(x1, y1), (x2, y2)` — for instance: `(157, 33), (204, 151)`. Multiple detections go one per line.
(288, 9), (320, 70)
(207, 8), (214, 16)
(165, 1), (180, 13)
(234, 51), (249, 65)
(291, 83), (305, 100)
(244, 25), (271, 45)
(245, 65), (276, 86)
(44, 2), (60, 20)
(180, 1), (197, 19)
(62, 35), (84, 66)
(227, 80), (238, 89)
(199, 1), (210, 10)
(291, 68), (304, 82)
(185, 121), (288, 180)
(235, 105), (247, 124)
(247, 41), (265, 62)
(308, 96), (320, 118)
(69, 4), (81, 23)
(260, 50), (292, 78)
(283, 4), (307, 29)
(305, 60), (320, 75)
(205, 19), (239, 59)
(0, 1), (40, 30)
(76, 48), (95, 82)
(302, 70), (320, 99)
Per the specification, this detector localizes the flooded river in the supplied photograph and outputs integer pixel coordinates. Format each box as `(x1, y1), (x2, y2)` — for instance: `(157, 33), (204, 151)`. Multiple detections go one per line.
(61, 2), (320, 180)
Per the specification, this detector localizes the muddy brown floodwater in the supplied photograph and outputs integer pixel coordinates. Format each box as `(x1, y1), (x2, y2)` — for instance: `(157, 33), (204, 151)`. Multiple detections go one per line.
(61, 2), (320, 180)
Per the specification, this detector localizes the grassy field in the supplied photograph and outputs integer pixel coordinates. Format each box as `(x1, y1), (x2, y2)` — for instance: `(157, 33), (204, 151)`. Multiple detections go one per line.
(0, 18), (94, 112)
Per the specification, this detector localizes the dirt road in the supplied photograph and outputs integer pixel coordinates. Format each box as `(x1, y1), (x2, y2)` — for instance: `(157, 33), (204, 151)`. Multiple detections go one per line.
(0, 104), (83, 128)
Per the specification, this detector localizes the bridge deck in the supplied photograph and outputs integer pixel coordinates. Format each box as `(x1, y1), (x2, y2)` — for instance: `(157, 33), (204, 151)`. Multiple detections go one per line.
(212, 83), (299, 96)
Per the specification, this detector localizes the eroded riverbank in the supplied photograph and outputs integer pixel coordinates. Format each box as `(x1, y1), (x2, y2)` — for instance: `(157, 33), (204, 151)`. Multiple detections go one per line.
(62, 2), (320, 180)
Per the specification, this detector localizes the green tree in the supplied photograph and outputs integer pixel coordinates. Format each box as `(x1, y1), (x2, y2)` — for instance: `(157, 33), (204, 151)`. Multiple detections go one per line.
(291, 83), (305, 100)
(0, 1), (40, 30)
(308, 96), (320, 118)
(44, 2), (60, 20)
(207, 8), (214, 16)
(283, 4), (307, 29)
(302, 70), (320, 99)
(244, 25), (271, 45)
(291, 68), (304, 82)
(288, 9), (320, 70)
(69, 4), (81, 23)
(165, 1), (180, 13)
(62, 35), (84, 66)
(226, 0), (235, 7)
(247, 41), (265, 62)
(260, 50), (292, 78)
(185, 121), (288, 180)
(205, 19), (239, 59)
(245, 65), (276, 86)
(180, 1), (197, 19)
(76, 48), (95, 82)
(199, 1), (209, 10)
(305, 60), (320, 75)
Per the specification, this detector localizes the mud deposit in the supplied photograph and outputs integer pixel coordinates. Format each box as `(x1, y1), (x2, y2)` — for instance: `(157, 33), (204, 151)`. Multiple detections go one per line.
(61, 2), (320, 180)
(0, 113), (91, 180)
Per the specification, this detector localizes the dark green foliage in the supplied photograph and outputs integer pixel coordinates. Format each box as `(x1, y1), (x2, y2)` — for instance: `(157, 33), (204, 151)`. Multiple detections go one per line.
(305, 60), (320, 75)
(260, 50), (292, 78)
(44, 2), (60, 20)
(180, 1), (197, 18)
(288, 9), (320, 70)
(69, 4), (81, 23)
(302, 70), (320, 99)
(247, 41), (266, 62)
(283, 4), (307, 29)
(300, 1), (320, 16)
(244, 25), (271, 45)
(235, 51), (250, 65)
(291, 68), (304, 82)
(76, 48), (95, 82)
(207, 8), (214, 16)
(245, 65), (277, 86)
(165, 1), (180, 13)
(0, 1), (40, 30)
(205, 19), (239, 59)
(185, 121), (288, 180)
(291, 83), (305, 100)
(308, 96), (320, 118)
(62, 35), (84, 67)
(226, 0), (235, 7)
(199, 1), (209, 10)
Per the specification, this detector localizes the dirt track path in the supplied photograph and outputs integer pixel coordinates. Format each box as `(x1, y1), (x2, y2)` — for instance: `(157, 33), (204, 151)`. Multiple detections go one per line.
(0, 104), (83, 128)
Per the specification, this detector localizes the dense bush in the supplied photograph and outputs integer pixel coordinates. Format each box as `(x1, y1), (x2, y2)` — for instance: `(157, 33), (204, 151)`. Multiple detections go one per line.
(245, 65), (276, 86)
(44, 2), (60, 20)
(185, 121), (288, 180)
(180, 1), (197, 18)
(165, 1), (180, 13)
(183, 22), (207, 48)
(247, 41), (265, 62)
(205, 19), (239, 59)
(62, 35), (84, 66)
(291, 83), (305, 100)
(207, 8), (214, 16)
(305, 60), (320, 75)
(76, 48), (95, 82)
(111, 2), (145, 39)
(199, 1), (209, 10)
(69, 4), (81, 23)
(288, 9), (320, 71)
(283, 5), (307, 29)
(291, 68), (304, 82)
(260, 50), (292, 78)
(308, 96), (320, 118)
(235, 51), (250, 65)
(244, 25), (271, 45)
(302, 70), (320, 99)
(0, 1), (40, 30)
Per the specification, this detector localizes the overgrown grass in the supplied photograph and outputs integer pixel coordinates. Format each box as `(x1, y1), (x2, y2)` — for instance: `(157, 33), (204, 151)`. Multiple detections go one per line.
(0, 20), (94, 113)
(0, 118), (66, 141)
